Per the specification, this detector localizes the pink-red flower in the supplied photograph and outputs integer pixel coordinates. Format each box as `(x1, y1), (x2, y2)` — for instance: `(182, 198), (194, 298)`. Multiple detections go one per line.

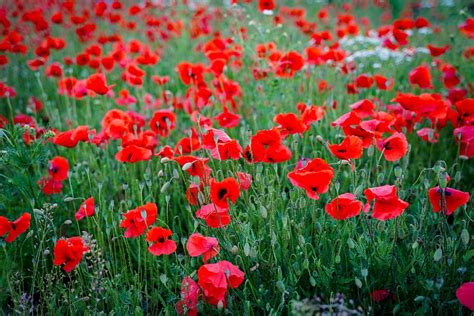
(186, 233), (220, 263)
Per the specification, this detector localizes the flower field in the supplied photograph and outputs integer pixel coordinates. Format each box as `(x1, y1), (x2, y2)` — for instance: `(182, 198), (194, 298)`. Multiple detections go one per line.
(0, 0), (474, 314)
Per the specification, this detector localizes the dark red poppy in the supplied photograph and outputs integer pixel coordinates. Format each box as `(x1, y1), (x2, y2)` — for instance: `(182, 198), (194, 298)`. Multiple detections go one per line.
(120, 203), (158, 238)
(210, 178), (240, 208)
(376, 132), (408, 162)
(427, 187), (470, 215)
(0, 213), (31, 243)
(328, 136), (363, 160)
(370, 289), (391, 302)
(287, 158), (334, 200)
(364, 185), (409, 220)
(75, 197), (94, 221)
(146, 227), (177, 256)
(53, 236), (89, 272)
(49, 156), (69, 181)
(197, 260), (244, 306)
(86, 73), (113, 95)
(325, 193), (362, 220)
(186, 233), (219, 263)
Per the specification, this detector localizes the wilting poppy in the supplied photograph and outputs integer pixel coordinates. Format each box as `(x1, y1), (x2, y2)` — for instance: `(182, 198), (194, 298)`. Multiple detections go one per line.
(325, 193), (362, 220)
(120, 203), (158, 238)
(287, 158), (334, 200)
(197, 260), (245, 306)
(427, 187), (470, 215)
(456, 282), (474, 311)
(210, 178), (241, 208)
(0, 213), (31, 243)
(364, 185), (409, 220)
(53, 236), (89, 272)
(75, 197), (94, 221)
(196, 203), (231, 228)
(376, 133), (408, 161)
(186, 233), (219, 263)
(48, 156), (69, 181)
(176, 277), (201, 316)
(328, 136), (363, 160)
(146, 227), (177, 256)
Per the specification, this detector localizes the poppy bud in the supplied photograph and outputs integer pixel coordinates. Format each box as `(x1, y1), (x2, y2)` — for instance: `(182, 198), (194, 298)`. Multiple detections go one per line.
(158, 170), (164, 177)
(394, 166), (402, 178)
(182, 162), (193, 171)
(315, 135), (324, 143)
(231, 245), (239, 255)
(160, 181), (170, 193)
(43, 249), (50, 256)
(160, 157), (171, 163)
(64, 220), (72, 225)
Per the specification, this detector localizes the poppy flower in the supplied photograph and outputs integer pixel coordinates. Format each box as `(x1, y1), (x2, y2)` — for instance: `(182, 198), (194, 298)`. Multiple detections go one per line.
(75, 197), (94, 221)
(101, 109), (133, 139)
(197, 260), (245, 306)
(53, 236), (89, 272)
(38, 177), (63, 195)
(287, 158), (334, 200)
(427, 187), (470, 215)
(196, 203), (231, 228)
(146, 227), (177, 256)
(213, 140), (242, 160)
(213, 107), (241, 129)
(374, 74), (394, 90)
(210, 178), (241, 208)
(376, 133), (408, 161)
(176, 277), (201, 316)
(86, 73), (113, 95)
(186, 233), (220, 263)
(354, 74), (373, 89)
(350, 99), (375, 118)
(0, 213), (31, 243)
(247, 128), (292, 163)
(364, 185), (409, 220)
(274, 113), (308, 136)
(258, 0), (275, 13)
(456, 282), (474, 311)
(427, 44), (450, 57)
(325, 193), (362, 220)
(237, 172), (252, 191)
(48, 156), (69, 181)
(115, 144), (152, 163)
(370, 289), (391, 302)
(120, 203), (158, 238)
(150, 110), (176, 138)
(454, 126), (474, 158)
(409, 65), (432, 89)
(174, 156), (211, 179)
(328, 136), (363, 160)
(416, 128), (439, 143)
(274, 51), (305, 78)
(176, 62), (205, 86)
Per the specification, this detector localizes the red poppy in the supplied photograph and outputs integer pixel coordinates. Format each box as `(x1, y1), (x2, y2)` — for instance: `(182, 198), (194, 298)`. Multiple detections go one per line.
(376, 132), (408, 162)
(120, 203), (158, 238)
(274, 113), (308, 136)
(146, 227), (177, 256)
(237, 172), (252, 191)
(350, 99), (375, 118)
(213, 106), (241, 129)
(328, 136), (363, 160)
(186, 233), (220, 263)
(38, 177), (63, 195)
(427, 44), (450, 57)
(210, 178), (240, 208)
(150, 109), (176, 138)
(174, 156), (211, 179)
(325, 193), (362, 220)
(196, 203), (231, 228)
(456, 282), (474, 311)
(427, 187), (470, 215)
(416, 128), (439, 143)
(287, 158), (334, 200)
(274, 51), (305, 78)
(101, 109), (133, 140)
(409, 65), (432, 89)
(176, 62), (205, 86)
(115, 144), (152, 163)
(213, 140), (242, 160)
(246, 128), (292, 163)
(197, 260), (244, 306)
(75, 197), (94, 221)
(258, 0), (275, 12)
(354, 74), (373, 89)
(374, 74), (394, 90)
(49, 156), (69, 181)
(176, 277), (201, 316)
(0, 213), (31, 243)
(364, 185), (409, 220)
(53, 236), (89, 272)
(86, 73), (113, 95)
(454, 126), (474, 158)
(370, 289), (391, 302)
